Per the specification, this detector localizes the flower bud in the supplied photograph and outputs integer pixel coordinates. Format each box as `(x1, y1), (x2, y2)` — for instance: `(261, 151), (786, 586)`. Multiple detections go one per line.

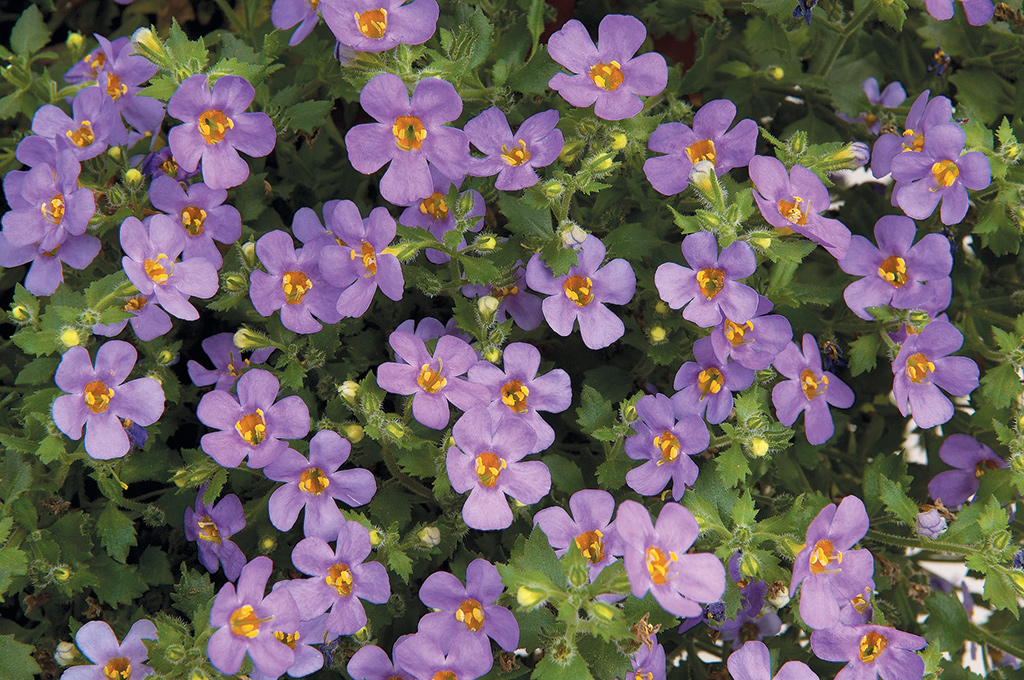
(789, 131), (807, 155)
(908, 310), (931, 329)
(650, 326), (666, 343)
(339, 380), (360, 402)
(343, 424), (364, 443)
(164, 645), (186, 662)
(157, 349), (175, 365)
(417, 526), (441, 546)
(188, 670), (211, 680)
(559, 140), (584, 163)
(385, 422), (405, 440)
(52, 565), (71, 582)
(260, 536), (276, 551)
(10, 304), (31, 322)
(484, 347), (501, 363)
(474, 234), (497, 251)
(588, 152), (617, 173)
(740, 554), (760, 579)
(849, 142), (870, 168)
(916, 508), (947, 539)
(559, 223), (588, 249)
(689, 160), (716, 195)
(369, 529), (384, 546)
(60, 328), (80, 348)
(1012, 571), (1024, 593)
(234, 327), (273, 349)
(132, 27), (173, 69)
(767, 66), (784, 80)
(991, 530), (1012, 551)
(107, 146), (122, 161)
(124, 168), (143, 187)
(610, 133), (627, 150)
(1012, 454), (1024, 474)
(654, 301), (669, 314)
(354, 625), (372, 642)
(1013, 549), (1024, 570)
(766, 581), (790, 608)
(517, 585), (547, 608)
(54, 642), (76, 666)
(106, 184), (126, 206)
(240, 241), (258, 268)
(751, 235), (772, 250)
(590, 602), (618, 621)
(542, 180), (563, 198)
(66, 33), (84, 52)
(750, 438), (769, 457)
(478, 295), (499, 320)
(222, 272), (247, 292)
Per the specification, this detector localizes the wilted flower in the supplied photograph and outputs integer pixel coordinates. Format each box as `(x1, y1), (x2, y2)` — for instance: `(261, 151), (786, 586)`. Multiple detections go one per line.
(836, 78), (907, 136)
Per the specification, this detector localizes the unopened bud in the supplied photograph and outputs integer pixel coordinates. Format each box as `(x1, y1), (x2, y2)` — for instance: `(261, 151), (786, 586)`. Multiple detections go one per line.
(124, 168), (143, 187)
(53, 565), (71, 582)
(343, 424), (364, 443)
(610, 133), (627, 150)
(484, 347), (501, 363)
(849, 142), (870, 168)
(689, 160), (716, 194)
(908, 310), (931, 329)
(751, 236), (772, 250)
(368, 529), (383, 546)
(1012, 454), (1024, 474)
(339, 380), (359, 402)
(164, 645), (185, 662)
(10, 304), (30, 322)
(417, 526), (441, 546)
(354, 626), (372, 642)
(590, 602), (618, 621)
(588, 152), (617, 173)
(188, 670), (211, 680)
(559, 140), (584, 163)
(107, 146), (122, 161)
(789, 131), (807, 155)
(234, 327), (273, 349)
(767, 66), (784, 80)
(991, 530), (1012, 551)
(458, 191), (476, 217)
(474, 234), (497, 251)
(54, 642), (76, 666)
(131, 27), (172, 68)
(157, 349), (175, 365)
(107, 185), (126, 206)
(385, 422), (405, 439)
(60, 328), (80, 348)
(750, 438), (769, 457)
(260, 536), (276, 551)
(517, 585), (547, 608)
(240, 241), (258, 268)
(66, 33), (84, 52)
(559, 223), (588, 249)
(623, 403), (638, 422)
(650, 326), (666, 343)
(222, 272), (247, 292)
(655, 301), (669, 314)
(740, 554), (760, 579)
(542, 180), (563, 198)
(478, 295), (499, 320)
(916, 509), (947, 539)
(766, 581), (790, 608)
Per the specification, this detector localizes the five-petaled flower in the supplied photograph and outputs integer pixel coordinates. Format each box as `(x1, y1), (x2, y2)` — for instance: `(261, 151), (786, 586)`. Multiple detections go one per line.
(63, 619), (158, 680)
(810, 623), (926, 680)
(321, 0), (440, 53)
(184, 485), (247, 581)
(771, 334), (855, 446)
(534, 489), (621, 579)
(625, 393), (709, 500)
(464, 108), (564, 191)
(927, 434), (1006, 507)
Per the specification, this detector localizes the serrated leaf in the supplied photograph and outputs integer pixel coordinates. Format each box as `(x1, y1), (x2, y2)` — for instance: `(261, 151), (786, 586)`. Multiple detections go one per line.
(0, 634), (40, 680)
(15, 356), (58, 385)
(732, 491), (757, 527)
(534, 651), (594, 680)
(983, 567), (1020, 617)
(981, 362), (1022, 410)
(96, 503), (137, 563)
(848, 333), (880, 377)
(577, 385), (616, 434)
(280, 100), (332, 133)
(717, 444), (751, 487)
(497, 193), (552, 243)
(92, 557), (147, 606)
(459, 255), (499, 285)
(874, 0), (908, 29)
(385, 549), (413, 583)
(0, 545), (28, 602)
(11, 5), (49, 57)
(877, 476), (918, 526)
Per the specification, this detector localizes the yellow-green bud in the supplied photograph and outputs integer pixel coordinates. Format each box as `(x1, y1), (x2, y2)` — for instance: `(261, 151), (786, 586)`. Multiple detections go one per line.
(655, 301), (669, 315)
(750, 438), (769, 457)
(107, 146), (122, 161)
(343, 424), (364, 443)
(559, 140), (584, 163)
(164, 645), (186, 662)
(386, 422), (405, 439)
(741, 554), (760, 579)
(417, 526), (441, 546)
(478, 295), (499, 320)
(369, 529), (384, 546)
(107, 184), (126, 206)
(261, 536), (276, 551)
(188, 670), (211, 680)
(590, 602), (618, 621)
(124, 168), (143, 187)
(991, 530), (1012, 551)
(1012, 455), (1024, 474)
(689, 160), (716, 195)
(1018, 412), (1024, 429)
(240, 241), (258, 268)
(623, 403), (638, 422)
(53, 565), (71, 582)
(339, 380), (360, 402)
(10, 304), (31, 322)
(908, 310), (931, 328)
(751, 236), (772, 250)
(234, 327), (273, 349)
(650, 326), (666, 343)
(157, 349), (175, 365)
(767, 66), (784, 80)
(60, 328), (80, 348)
(66, 33), (84, 52)
(789, 131), (807, 155)
(354, 626), (372, 642)
(542, 180), (563, 198)
(474, 234), (497, 251)
(222, 272), (247, 292)
(1012, 572), (1024, 592)
(54, 641), (76, 666)
(484, 347), (501, 363)
(589, 152), (617, 173)
(610, 133), (627, 150)
(516, 585), (547, 608)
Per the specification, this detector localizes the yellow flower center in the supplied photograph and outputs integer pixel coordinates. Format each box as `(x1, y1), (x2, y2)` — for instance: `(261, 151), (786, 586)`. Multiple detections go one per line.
(433, 673), (457, 680)
(181, 206), (207, 236)
(84, 381), (114, 413)
(393, 115), (426, 151)
(106, 73), (128, 100)
(858, 631), (888, 663)
(85, 52), (106, 76)
(122, 296), (147, 312)
(724, 319), (753, 346)
(299, 467), (330, 494)
(930, 160), (959, 189)
(653, 430), (680, 465)
(851, 591), (870, 613)
(808, 539), (842, 575)
(42, 194), (66, 224)
(575, 530), (605, 564)
(686, 139), (716, 165)
(282, 271), (313, 304)
(198, 109), (234, 145)
(646, 546), (677, 585)
(417, 361), (446, 394)
(697, 367), (724, 402)
(501, 140), (531, 166)
(159, 157), (179, 177)
(456, 599), (485, 631)
(355, 8), (388, 38)
(975, 459), (998, 478)
(589, 61), (624, 91)
(274, 631), (300, 650)
(144, 254), (173, 284)
(800, 369), (828, 399)
(905, 353), (934, 383)
(863, 113), (877, 128)
(563, 275), (594, 307)
(696, 268), (725, 300)
(349, 241), (377, 275)
(230, 604), (271, 638)
(475, 452), (505, 487)
(902, 129), (924, 152)
(66, 121), (94, 148)
(196, 515), (221, 543)
(103, 657), (131, 680)
(41, 244), (61, 258)
(877, 255), (907, 287)
(491, 284), (518, 300)
(420, 192), (449, 220)
(778, 196), (809, 226)
(326, 563), (353, 596)
(500, 380), (529, 413)
(235, 410), (267, 446)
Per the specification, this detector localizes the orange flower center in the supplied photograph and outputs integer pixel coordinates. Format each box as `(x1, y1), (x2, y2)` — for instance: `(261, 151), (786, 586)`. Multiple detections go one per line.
(159, 157), (179, 177)
(106, 73), (128, 100)
(696, 268), (725, 299)
(808, 539), (842, 575)
(355, 8), (388, 38)
(66, 121), (94, 148)
(103, 657), (131, 680)
(491, 284), (518, 300)
(563, 275), (593, 307)
(84, 381), (114, 413)
(122, 296), (147, 312)
(300, 467), (330, 494)
(475, 452), (505, 487)
(698, 367), (724, 399)
(653, 430), (680, 465)
(778, 196), (809, 226)
(902, 129), (924, 152)
(800, 369), (828, 399)
(196, 514), (221, 543)
(433, 673), (457, 680)
(589, 61), (624, 90)
(456, 599), (485, 631)
(41, 194), (65, 224)
(575, 530), (605, 564)
(686, 139), (717, 165)
(931, 160), (959, 189)
(500, 380), (529, 413)
(85, 52), (106, 76)
(282, 271), (313, 304)
(646, 546), (677, 585)
(198, 110), (234, 145)
(905, 353), (934, 383)
(144, 254), (173, 284)
(235, 410), (267, 446)
(181, 206), (207, 236)
(724, 319), (753, 346)
(858, 631), (887, 663)
(274, 631), (300, 650)
(230, 604), (271, 638)
(41, 244), (61, 258)
(420, 192), (449, 220)
(349, 241), (377, 275)
(393, 115), (426, 151)
(501, 140), (531, 166)
(326, 563), (353, 596)
(975, 460), (998, 478)
(877, 256), (907, 287)
(417, 361), (446, 394)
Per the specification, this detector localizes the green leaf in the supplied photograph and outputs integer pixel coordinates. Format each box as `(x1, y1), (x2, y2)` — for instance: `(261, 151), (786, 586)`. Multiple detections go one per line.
(596, 456), (631, 491)
(10, 5), (49, 57)
(983, 567), (1020, 617)
(385, 548), (414, 583)
(0, 634), (40, 680)
(0, 545), (28, 602)
(526, 0), (547, 50)
(877, 476), (918, 526)
(981, 362), (1022, 410)
(545, 455), (585, 494)
(92, 557), (147, 606)
(848, 333), (880, 377)
(170, 566), (215, 623)
(732, 491), (758, 527)
(507, 45), (561, 95)
(576, 385), (616, 435)
(603, 222), (662, 260)
(873, 0), (908, 30)
(15, 356), (58, 386)
(280, 100), (332, 133)
(717, 444), (751, 487)
(533, 651), (594, 680)
(459, 255), (500, 285)
(96, 503), (138, 563)
(497, 194), (552, 243)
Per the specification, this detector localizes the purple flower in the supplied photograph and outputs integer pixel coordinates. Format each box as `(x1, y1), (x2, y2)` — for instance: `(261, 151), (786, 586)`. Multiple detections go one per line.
(810, 623), (926, 680)
(376, 331), (489, 429)
(726, 641), (818, 680)
(461, 263), (543, 331)
(92, 34), (164, 136)
(892, 320), (979, 429)
(871, 91), (952, 179)
(890, 123), (991, 225)
(184, 486), (247, 581)
(466, 342), (571, 451)
(395, 316), (471, 344)
(61, 619), (157, 680)
(447, 409), (550, 530)
(926, 0), (994, 24)
(347, 644), (414, 680)
(250, 230), (342, 334)
(208, 556), (301, 678)
(92, 293), (173, 343)
(246, 608), (329, 680)
(791, 495), (875, 630)
(547, 14), (668, 121)
(836, 79), (907, 136)
(139, 147), (199, 183)
(264, 429), (377, 539)
(64, 37), (129, 85)
(839, 215), (952, 320)
(148, 176), (242, 268)
(644, 100), (758, 195)
(709, 295), (793, 371)
(916, 508), (947, 539)
(167, 75), (276, 190)
(321, 0), (439, 53)
(187, 333), (275, 391)
(52, 341), (164, 460)
(418, 559), (519, 653)
(534, 489), (620, 579)
(271, 0), (321, 45)
(32, 86), (123, 160)
(625, 394), (709, 500)
(750, 155), (851, 259)
(464, 108), (564, 191)
(655, 232), (759, 328)
(672, 336), (755, 423)
(615, 500), (725, 618)
(197, 368), (310, 469)
(121, 215), (220, 321)
(288, 521), (391, 635)
(0, 232), (100, 297)
(345, 74), (468, 205)
(319, 201), (404, 318)
(525, 235), (636, 350)
(392, 632), (492, 680)
(772, 334), (855, 446)
(398, 166), (484, 264)
(927, 434), (1006, 506)
(627, 635), (667, 680)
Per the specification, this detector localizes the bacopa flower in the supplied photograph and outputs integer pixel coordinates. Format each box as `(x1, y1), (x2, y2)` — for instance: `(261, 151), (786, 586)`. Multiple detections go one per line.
(32, 86), (122, 160)
(184, 486), (247, 581)
(376, 330), (489, 429)
(208, 556), (301, 678)
(534, 489), (620, 579)
(925, 0), (994, 25)
(52, 341), (165, 460)
(839, 215), (953, 320)
(892, 320), (979, 429)
(417, 559), (519, 654)
(464, 108), (564, 191)
(927, 434), (1006, 507)
(92, 34), (164, 136)
(197, 368), (310, 469)
(167, 74), (277, 190)
(772, 334), (855, 446)
(655, 231), (759, 328)
(726, 640), (819, 680)
(271, 0), (322, 45)
(148, 175), (242, 268)
(64, 37), (129, 84)
(749, 156), (851, 259)
(246, 609), (329, 680)
(709, 295), (793, 371)
(347, 643), (414, 680)
(187, 333), (275, 391)
(810, 623), (926, 680)
(62, 619), (157, 680)
(644, 99), (758, 196)
(466, 342), (571, 451)
(250, 229), (342, 334)
(392, 632), (492, 680)
(791, 495), (875, 630)
(615, 500), (726, 618)
(871, 91), (952, 179)
(0, 231), (100, 298)
(548, 14), (668, 121)
(264, 429), (377, 539)
(625, 394), (709, 500)
(525, 235), (636, 350)
(399, 166), (484, 264)
(916, 508), (947, 539)
(345, 73), (468, 205)
(836, 78), (907, 136)
(321, 0), (439, 53)
(447, 408), (550, 531)
(462, 262), (543, 331)
(627, 635), (667, 680)
(288, 521), (391, 636)
(672, 336), (755, 424)
(140, 147), (198, 183)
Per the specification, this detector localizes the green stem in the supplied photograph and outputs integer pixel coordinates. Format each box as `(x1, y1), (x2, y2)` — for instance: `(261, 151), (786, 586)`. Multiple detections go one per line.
(865, 529), (976, 554)
(973, 623), (1024, 662)
(379, 442), (435, 501)
(816, 2), (876, 79)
